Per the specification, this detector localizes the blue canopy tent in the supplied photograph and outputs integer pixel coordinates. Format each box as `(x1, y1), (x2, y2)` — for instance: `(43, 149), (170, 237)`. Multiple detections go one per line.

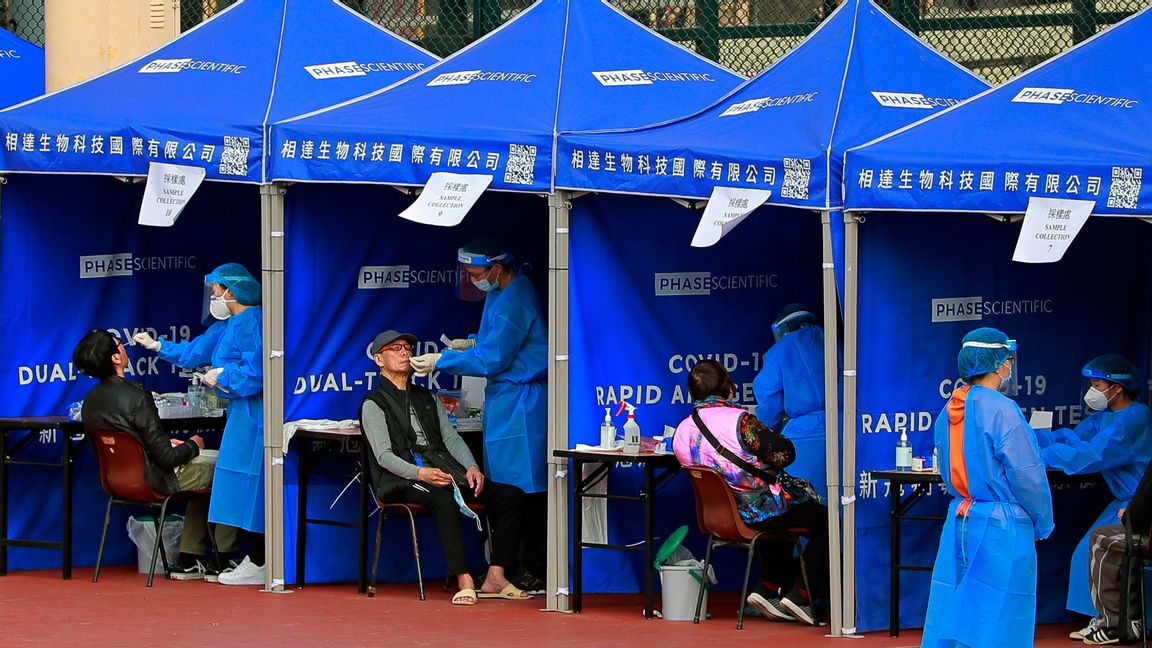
(0, 0), (435, 588)
(0, 28), (44, 109)
(839, 6), (1152, 631)
(554, 0), (989, 632)
(268, 0), (742, 610)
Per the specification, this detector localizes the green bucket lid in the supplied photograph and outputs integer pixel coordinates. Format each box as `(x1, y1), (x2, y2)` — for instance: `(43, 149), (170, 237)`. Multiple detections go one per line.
(653, 525), (690, 569)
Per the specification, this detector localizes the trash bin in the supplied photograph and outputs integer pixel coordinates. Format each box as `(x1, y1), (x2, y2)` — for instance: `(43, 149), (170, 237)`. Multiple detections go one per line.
(654, 525), (713, 621)
(126, 514), (183, 573)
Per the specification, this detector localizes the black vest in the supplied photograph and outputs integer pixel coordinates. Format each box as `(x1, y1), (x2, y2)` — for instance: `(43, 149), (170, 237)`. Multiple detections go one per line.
(359, 380), (468, 500)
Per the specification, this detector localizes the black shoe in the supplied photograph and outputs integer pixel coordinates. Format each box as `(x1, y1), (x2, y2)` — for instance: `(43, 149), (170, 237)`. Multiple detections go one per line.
(170, 553), (205, 581)
(1081, 625), (1121, 645)
(511, 568), (545, 593)
(780, 591), (820, 626)
(746, 586), (794, 622)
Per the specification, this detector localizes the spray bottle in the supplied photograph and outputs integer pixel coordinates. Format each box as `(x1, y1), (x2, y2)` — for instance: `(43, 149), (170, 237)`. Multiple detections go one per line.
(599, 407), (618, 449)
(615, 401), (641, 453)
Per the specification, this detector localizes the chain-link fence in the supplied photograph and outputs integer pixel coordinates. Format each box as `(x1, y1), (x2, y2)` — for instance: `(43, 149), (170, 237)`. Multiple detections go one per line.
(3, 0), (1151, 82)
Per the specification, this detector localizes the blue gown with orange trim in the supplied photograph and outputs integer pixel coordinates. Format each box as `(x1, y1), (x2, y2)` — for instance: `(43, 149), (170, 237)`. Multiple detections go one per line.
(921, 384), (1054, 648)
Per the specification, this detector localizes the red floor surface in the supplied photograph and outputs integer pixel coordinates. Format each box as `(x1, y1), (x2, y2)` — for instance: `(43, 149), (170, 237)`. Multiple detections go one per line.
(0, 567), (1083, 647)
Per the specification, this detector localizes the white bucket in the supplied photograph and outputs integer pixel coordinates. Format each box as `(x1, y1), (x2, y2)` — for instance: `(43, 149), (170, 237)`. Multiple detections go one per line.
(659, 565), (708, 621)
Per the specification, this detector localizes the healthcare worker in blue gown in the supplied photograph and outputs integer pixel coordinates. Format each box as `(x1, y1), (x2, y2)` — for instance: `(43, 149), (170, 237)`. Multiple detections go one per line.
(133, 263), (267, 586)
(921, 327), (1053, 648)
(410, 237), (548, 588)
(753, 304), (828, 501)
(1033, 353), (1152, 630)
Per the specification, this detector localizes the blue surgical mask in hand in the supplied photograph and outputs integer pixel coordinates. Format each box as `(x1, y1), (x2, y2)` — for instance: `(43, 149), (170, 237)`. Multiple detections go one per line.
(451, 478), (483, 532)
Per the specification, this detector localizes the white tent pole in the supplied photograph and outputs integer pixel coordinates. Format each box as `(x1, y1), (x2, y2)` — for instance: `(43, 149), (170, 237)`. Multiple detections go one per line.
(841, 211), (861, 632)
(260, 182), (288, 593)
(820, 209), (844, 637)
(545, 190), (571, 613)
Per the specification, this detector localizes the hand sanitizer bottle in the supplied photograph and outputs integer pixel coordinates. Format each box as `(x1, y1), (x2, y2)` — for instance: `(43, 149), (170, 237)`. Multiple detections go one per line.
(187, 374), (205, 415)
(932, 446), (940, 474)
(896, 430), (913, 472)
(600, 407), (618, 449)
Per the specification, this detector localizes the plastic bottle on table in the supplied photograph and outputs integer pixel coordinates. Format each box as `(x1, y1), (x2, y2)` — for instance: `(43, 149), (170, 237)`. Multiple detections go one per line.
(599, 407), (618, 449)
(895, 430), (913, 472)
(616, 401), (641, 453)
(187, 374), (205, 415)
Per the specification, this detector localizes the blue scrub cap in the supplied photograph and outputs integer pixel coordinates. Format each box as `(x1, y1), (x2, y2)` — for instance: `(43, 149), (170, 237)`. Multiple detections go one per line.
(205, 262), (261, 306)
(1082, 354), (1140, 392)
(957, 327), (1011, 378)
(457, 236), (514, 267)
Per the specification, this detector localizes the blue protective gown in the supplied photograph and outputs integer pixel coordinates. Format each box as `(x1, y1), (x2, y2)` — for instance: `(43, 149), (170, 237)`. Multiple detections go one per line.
(753, 325), (827, 500)
(436, 275), (548, 493)
(921, 385), (1054, 648)
(157, 307), (265, 532)
(1035, 402), (1152, 616)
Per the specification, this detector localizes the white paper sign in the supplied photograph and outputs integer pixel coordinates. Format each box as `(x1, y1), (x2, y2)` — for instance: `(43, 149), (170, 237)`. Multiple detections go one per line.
(691, 186), (772, 247)
(1012, 197), (1094, 263)
(398, 172), (492, 227)
(138, 162), (207, 227)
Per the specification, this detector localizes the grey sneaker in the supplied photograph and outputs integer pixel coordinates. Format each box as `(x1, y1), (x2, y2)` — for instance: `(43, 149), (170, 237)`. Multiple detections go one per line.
(169, 560), (205, 581)
(217, 556), (266, 586)
(780, 593), (818, 626)
(1071, 617), (1102, 641)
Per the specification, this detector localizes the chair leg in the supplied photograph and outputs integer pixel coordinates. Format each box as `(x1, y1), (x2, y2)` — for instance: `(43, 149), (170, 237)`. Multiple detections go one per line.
(147, 500), (171, 587)
(694, 537), (714, 624)
(368, 506), (384, 598)
(1141, 558), (1148, 648)
(795, 536), (813, 618)
(737, 540), (757, 630)
(406, 507), (425, 601)
(92, 496), (114, 583)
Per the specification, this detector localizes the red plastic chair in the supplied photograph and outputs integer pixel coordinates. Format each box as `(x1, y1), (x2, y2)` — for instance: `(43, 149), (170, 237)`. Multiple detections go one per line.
(86, 429), (215, 586)
(683, 465), (812, 629)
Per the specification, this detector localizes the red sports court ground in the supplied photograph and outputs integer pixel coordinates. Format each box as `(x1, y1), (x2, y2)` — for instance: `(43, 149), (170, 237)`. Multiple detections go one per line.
(0, 566), (1085, 647)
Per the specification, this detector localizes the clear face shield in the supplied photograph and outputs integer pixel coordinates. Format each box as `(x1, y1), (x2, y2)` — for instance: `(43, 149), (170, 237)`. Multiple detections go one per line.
(771, 310), (816, 342)
(455, 247), (512, 302)
(1080, 366), (1132, 412)
(1000, 339), (1018, 396)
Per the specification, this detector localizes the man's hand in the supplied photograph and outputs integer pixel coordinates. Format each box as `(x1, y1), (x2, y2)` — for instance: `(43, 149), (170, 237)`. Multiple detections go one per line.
(417, 467), (453, 487)
(132, 332), (161, 351)
(190, 435), (205, 450)
(466, 465), (485, 496)
(1119, 507), (1127, 521)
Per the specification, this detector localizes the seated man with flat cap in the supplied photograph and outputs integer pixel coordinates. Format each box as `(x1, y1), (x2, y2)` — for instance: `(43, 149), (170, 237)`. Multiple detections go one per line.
(360, 329), (533, 605)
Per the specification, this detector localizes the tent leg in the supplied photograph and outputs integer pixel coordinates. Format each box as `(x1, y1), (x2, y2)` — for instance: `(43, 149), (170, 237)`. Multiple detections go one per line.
(840, 212), (861, 634)
(820, 210), (844, 637)
(545, 190), (571, 613)
(260, 182), (290, 594)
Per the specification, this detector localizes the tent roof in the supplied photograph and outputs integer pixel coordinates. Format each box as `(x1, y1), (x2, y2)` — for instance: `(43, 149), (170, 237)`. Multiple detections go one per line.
(0, 29), (44, 109)
(555, 0), (988, 208)
(0, 0), (436, 184)
(844, 5), (1152, 216)
(269, 0), (744, 191)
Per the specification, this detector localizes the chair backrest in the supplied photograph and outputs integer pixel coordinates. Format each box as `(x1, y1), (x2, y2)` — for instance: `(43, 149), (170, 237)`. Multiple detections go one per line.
(684, 465), (758, 543)
(86, 429), (162, 503)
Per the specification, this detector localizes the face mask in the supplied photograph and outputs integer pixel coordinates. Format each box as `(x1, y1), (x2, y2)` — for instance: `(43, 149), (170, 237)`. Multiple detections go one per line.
(471, 267), (500, 293)
(1084, 386), (1113, 411)
(209, 295), (234, 320)
(996, 365), (1013, 393)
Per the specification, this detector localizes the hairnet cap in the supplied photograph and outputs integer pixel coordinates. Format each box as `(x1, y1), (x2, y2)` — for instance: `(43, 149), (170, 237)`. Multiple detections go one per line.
(957, 326), (1012, 378)
(1082, 353), (1140, 391)
(457, 236), (514, 267)
(205, 263), (261, 305)
(366, 330), (418, 358)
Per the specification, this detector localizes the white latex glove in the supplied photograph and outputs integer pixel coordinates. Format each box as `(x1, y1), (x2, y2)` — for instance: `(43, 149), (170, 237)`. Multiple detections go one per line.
(132, 332), (161, 351)
(409, 353), (441, 377)
(447, 338), (476, 351)
(201, 367), (224, 389)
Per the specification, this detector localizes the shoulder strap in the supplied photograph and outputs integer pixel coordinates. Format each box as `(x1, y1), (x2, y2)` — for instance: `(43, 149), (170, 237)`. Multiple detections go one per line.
(692, 409), (776, 483)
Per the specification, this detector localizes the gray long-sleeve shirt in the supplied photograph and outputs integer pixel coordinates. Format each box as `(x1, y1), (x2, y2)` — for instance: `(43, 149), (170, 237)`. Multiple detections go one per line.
(362, 396), (478, 481)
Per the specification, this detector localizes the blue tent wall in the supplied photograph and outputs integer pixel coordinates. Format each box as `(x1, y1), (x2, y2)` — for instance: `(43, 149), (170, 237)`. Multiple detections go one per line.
(567, 193), (824, 592)
(0, 174), (259, 569)
(280, 184), (548, 584)
(0, 28), (44, 109)
(853, 211), (1152, 630)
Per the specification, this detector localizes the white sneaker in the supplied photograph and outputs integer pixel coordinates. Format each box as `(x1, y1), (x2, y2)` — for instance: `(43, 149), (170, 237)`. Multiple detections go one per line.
(216, 556), (266, 586)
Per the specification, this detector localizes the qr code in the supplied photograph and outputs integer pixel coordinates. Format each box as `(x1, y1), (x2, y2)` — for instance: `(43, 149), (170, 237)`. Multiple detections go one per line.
(503, 144), (536, 185)
(780, 157), (811, 200)
(1106, 166), (1142, 210)
(219, 136), (251, 177)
